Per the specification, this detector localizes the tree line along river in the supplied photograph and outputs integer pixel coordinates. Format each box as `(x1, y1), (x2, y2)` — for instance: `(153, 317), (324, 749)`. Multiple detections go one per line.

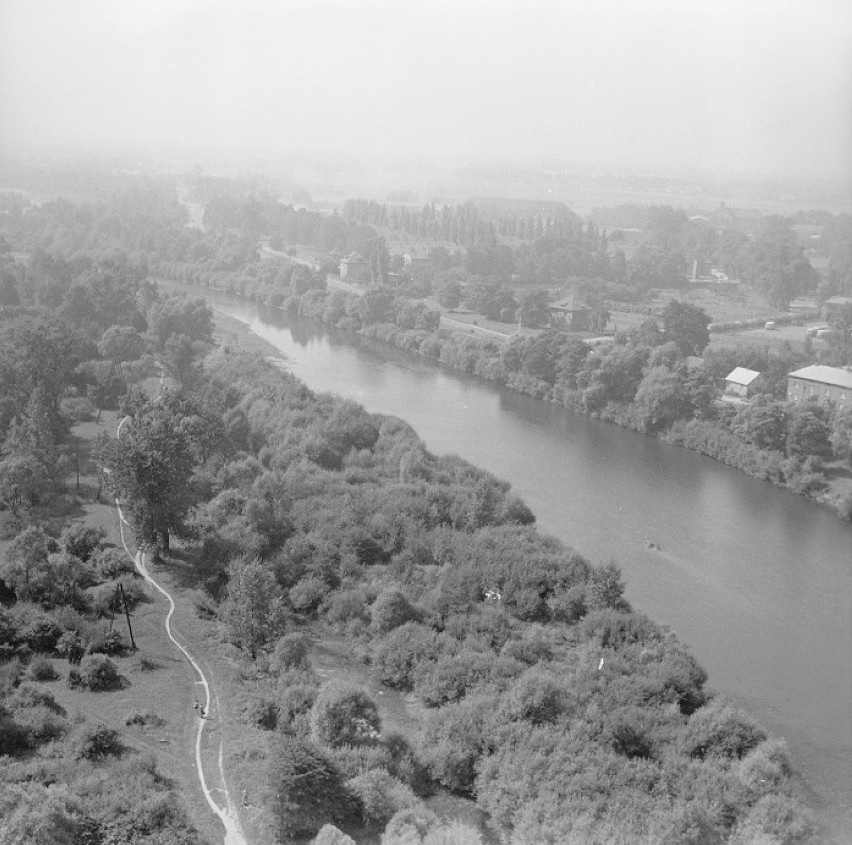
(195, 289), (851, 840)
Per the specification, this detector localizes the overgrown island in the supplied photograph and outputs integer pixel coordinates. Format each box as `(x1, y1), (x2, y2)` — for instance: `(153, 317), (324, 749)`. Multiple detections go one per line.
(0, 173), (838, 843)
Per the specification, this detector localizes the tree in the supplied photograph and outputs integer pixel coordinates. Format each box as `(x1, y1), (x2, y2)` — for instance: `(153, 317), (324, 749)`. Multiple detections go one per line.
(145, 296), (213, 352)
(95, 399), (198, 553)
(731, 397), (788, 452)
(0, 454), (51, 516)
(357, 287), (395, 325)
(435, 278), (462, 309)
(517, 290), (550, 328)
(831, 406), (852, 465)
(268, 735), (360, 840)
(310, 682), (381, 747)
(97, 325), (143, 387)
(633, 366), (690, 432)
(586, 562), (626, 611)
(371, 588), (419, 634)
(222, 555), (285, 658)
(786, 408), (833, 461)
(0, 526), (53, 600)
(661, 300), (711, 357)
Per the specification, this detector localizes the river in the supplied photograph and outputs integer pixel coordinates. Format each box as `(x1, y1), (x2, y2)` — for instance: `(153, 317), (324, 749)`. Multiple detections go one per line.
(201, 292), (851, 839)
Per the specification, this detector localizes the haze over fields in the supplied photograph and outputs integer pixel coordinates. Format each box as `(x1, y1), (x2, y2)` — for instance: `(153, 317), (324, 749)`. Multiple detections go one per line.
(1, 0), (851, 181)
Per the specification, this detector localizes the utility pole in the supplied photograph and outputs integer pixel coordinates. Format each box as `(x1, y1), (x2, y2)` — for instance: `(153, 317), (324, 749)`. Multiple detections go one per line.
(119, 583), (137, 650)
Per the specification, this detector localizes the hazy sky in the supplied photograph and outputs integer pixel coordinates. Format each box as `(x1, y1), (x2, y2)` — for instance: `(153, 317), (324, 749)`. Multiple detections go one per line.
(2, 0), (851, 178)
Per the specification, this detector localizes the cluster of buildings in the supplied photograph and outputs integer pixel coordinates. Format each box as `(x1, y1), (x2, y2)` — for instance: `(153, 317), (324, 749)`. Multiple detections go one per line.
(339, 251), (431, 281)
(723, 364), (852, 408)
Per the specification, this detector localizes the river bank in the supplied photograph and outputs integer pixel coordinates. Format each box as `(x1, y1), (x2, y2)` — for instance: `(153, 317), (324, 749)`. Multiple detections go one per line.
(197, 290), (852, 841)
(158, 273), (852, 523)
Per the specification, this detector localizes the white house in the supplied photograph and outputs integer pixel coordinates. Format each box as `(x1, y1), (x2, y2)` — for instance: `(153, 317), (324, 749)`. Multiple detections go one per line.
(724, 367), (764, 399)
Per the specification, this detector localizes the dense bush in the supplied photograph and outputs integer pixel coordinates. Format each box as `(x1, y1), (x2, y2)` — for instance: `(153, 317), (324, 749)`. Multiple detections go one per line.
(370, 588), (419, 634)
(27, 656), (58, 681)
(346, 768), (418, 826)
(372, 623), (457, 690)
(681, 697), (767, 760)
(74, 724), (122, 759)
(74, 654), (122, 691)
(310, 682), (381, 748)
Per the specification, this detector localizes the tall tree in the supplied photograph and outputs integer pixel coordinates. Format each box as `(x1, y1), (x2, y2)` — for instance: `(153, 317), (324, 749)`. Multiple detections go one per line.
(95, 399), (198, 554)
(222, 555), (284, 658)
(661, 300), (711, 357)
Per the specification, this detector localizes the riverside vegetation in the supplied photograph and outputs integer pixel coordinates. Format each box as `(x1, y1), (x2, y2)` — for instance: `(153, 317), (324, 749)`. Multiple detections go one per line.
(0, 172), (836, 842)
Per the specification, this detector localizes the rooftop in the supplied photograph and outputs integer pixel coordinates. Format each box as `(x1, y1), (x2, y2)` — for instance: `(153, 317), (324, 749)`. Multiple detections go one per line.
(787, 365), (852, 390)
(725, 367), (762, 386)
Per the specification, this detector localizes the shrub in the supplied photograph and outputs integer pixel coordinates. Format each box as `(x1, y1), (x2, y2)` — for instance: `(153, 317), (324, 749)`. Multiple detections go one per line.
(420, 695), (493, 793)
(60, 524), (105, 562)
(0, 782), (79, 842)
(310, 682), (381, 748)
(92, 547), (136, 579)
(0, 660), (24, 696)
(18, 617), (62, 654)
(548, 585), (588, 624)
(326, 589), (370, 628)
(56, 631), (84, 664)
(332, 743), (394, 779)
(312, 825), (356, 845)
(681, 697), (767, 760)
(290, 575), (332, 615)
(380, 732), (429, 793)
(347, 768), (418, 826)
(27, 656), (58, 681)
(248, 696), (279, 731)
(736, 738), (792, 796)
(75, 724), (122, 759)
(77, 654), (122, 691)
(370, 588), (419, 634)
(14, 705), (68, 747)
(0, 607), (18, 649)
(414, 651), (495, 707)
(279, 682), (319, 725)
(86, 628), (124, 655)
(125, 711), (165, 727)
(381, 806), (440, 844)
(500, 668), (568, 725)
(729, 794), (815, 844)
(8, 683), (65, 714)
(373, 623), (456, 690)
(272, 633), (311, 673)
(0, 706), (30, 755)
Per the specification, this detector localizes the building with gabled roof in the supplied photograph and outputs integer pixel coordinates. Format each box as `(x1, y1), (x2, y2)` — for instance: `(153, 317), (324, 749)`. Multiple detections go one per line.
(724, 367), (764, 399)
(339, 251), (369, 281)
(787, 365), (852, 406)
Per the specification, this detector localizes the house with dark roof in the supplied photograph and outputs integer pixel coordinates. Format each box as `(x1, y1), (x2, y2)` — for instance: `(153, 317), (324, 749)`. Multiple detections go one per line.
(339, 251), (369, 281)
(549, 294), (590, 331)
(787, 365), (852, 407)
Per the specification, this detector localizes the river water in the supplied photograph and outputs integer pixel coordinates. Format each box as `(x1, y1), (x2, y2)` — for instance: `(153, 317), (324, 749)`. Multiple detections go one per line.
(204, 293), (851, 838)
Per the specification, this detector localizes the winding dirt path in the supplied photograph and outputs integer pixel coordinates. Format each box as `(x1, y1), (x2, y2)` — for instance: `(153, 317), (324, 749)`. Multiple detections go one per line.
(112, 412), (247, 845)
